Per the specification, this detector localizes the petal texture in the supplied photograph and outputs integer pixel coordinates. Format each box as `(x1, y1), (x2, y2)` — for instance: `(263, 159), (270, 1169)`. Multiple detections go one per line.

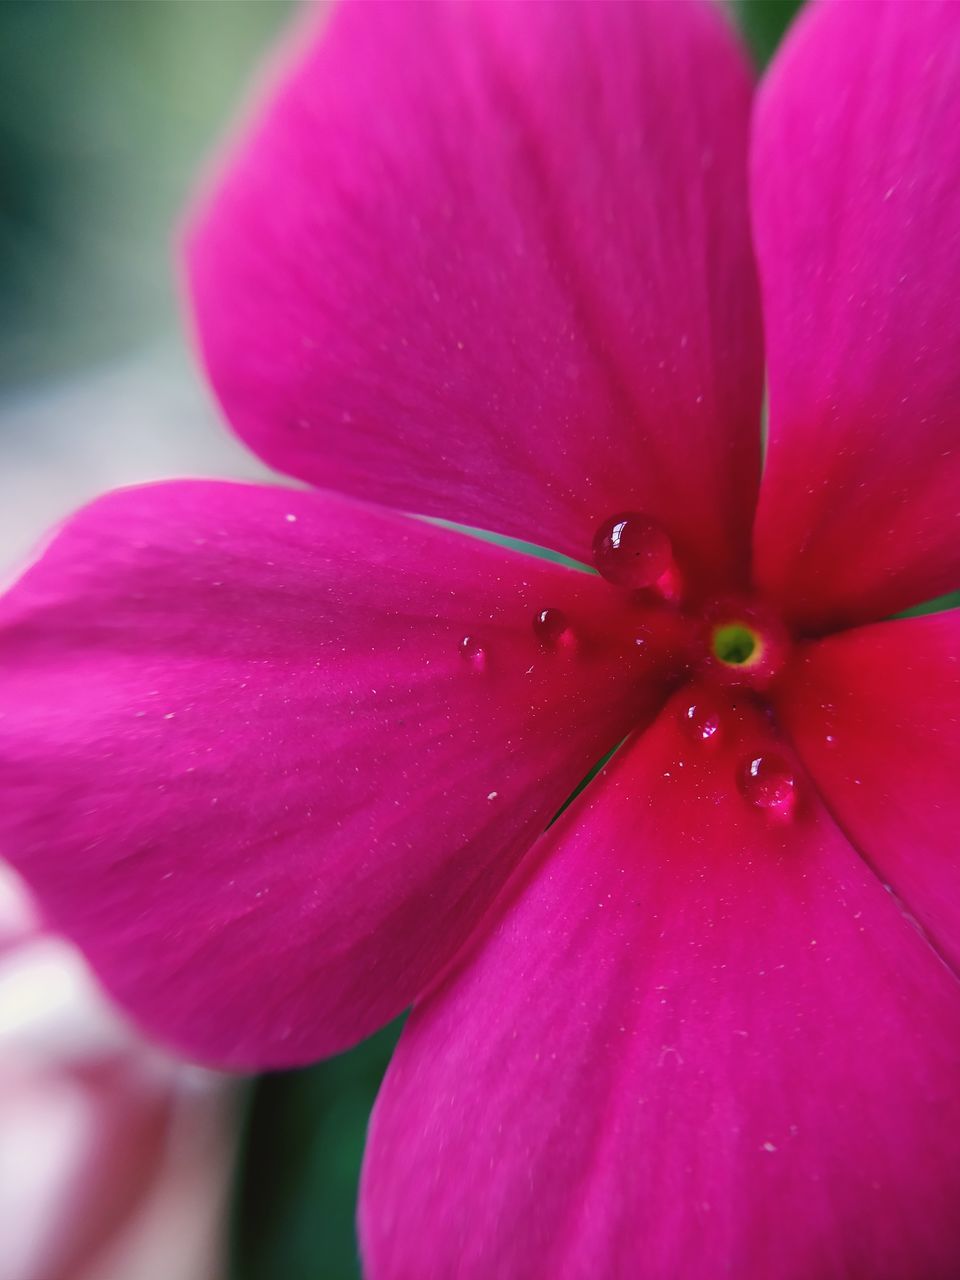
(778, 610), (960, 975)
(752, 0), (960, 630)
(362, 691), (960, 1280)
(0, 482), (674, 1069)
(187, 0), (763, 591)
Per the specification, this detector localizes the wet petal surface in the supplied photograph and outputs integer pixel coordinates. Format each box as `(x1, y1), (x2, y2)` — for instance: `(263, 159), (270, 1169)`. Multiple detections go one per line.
(0, 482), (673, 1068)
(362, 691), (960, 1280)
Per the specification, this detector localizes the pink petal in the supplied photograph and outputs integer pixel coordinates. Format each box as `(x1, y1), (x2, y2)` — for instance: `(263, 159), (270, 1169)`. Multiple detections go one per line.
(361, 690), (960, 1280)
(187, 0), (763, 591)
(777, 610), (960, 974)
(0, 482), (677, 1069)
(752, 0), (960, 631)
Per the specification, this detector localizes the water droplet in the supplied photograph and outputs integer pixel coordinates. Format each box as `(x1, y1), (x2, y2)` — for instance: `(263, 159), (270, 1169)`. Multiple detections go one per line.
(592, 512), (673, 589)
(739, 753), (797, 818)
(460, 635), (486, 669)
(681, 700), (721, 743)
(533, 607), (569, 646)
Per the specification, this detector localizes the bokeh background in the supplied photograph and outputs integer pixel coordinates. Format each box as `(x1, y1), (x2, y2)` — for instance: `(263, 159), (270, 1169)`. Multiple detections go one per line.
(0, 2), (800, 1277)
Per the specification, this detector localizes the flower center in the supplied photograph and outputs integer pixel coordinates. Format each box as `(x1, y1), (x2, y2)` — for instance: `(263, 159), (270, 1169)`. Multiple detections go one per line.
(700, 603), (790, 690)
(711, 621), (762, 668)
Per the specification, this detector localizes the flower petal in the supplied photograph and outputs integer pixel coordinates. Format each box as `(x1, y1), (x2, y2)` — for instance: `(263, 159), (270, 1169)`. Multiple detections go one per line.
(752, 0), (960, 630)
(0, 482), (674, 1069)
(187, 0), (763, 590)
(361, 691), (960, 1280)
(777, 610), (960, 976)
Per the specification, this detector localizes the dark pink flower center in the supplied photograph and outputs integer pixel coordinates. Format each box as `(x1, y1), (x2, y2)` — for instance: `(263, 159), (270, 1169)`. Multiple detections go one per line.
(583, 511), (800, 815)
(699, 599), (791, 690)
(461, 512), (803, 818)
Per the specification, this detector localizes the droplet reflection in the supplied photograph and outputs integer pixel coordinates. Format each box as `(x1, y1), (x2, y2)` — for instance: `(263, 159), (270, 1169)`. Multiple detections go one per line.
(460, 635), (486, 670)
(739, 753), (797, 819)
(592, 512), (673, 589)
(533, 608), (569, 647)
(681, 700), (721, 743)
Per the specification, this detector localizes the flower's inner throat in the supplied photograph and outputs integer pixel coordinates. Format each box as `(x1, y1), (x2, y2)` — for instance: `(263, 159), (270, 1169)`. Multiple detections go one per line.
(711, 622), (762, 668)
(587, 510), (791, 691)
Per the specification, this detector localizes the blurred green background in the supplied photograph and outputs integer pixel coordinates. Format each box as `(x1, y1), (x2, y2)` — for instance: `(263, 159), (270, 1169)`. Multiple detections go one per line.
(0, 2), (801, 1277)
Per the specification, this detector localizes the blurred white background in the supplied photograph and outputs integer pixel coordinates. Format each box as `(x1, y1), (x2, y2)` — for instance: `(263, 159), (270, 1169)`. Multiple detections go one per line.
(0, 6), (291, 1277)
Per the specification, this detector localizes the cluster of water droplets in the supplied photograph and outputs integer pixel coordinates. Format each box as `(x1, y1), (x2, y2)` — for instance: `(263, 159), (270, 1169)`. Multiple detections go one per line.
(458, 510), (799, 820)
(678, 699), (798, 818)
(460, 605), (574, 673)
(459, 513), (672, 672)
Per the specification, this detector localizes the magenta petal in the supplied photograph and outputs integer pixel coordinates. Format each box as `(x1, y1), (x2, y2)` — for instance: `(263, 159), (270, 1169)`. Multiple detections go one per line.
(361, 692), (960, 1280)
(187, 0), (763, 590)
(757, 1), (960, 629)
(0, 482), (670, 1069)
(779, 610), (960, 975)
(752, 0), (960, 630)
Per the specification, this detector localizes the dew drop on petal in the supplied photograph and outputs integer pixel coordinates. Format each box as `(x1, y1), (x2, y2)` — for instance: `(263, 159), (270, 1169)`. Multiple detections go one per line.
(592, 512), (673, 589)
(460, 635), (486, 669)
(533, 607), (569, 646)
(738, 753), (797, 818)
(681, 700), (721, 743)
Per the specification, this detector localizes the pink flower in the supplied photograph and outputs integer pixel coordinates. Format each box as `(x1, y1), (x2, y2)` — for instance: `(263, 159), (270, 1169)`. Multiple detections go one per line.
(1, 0), (959, 1275)
(0, 868), (230, 1280)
